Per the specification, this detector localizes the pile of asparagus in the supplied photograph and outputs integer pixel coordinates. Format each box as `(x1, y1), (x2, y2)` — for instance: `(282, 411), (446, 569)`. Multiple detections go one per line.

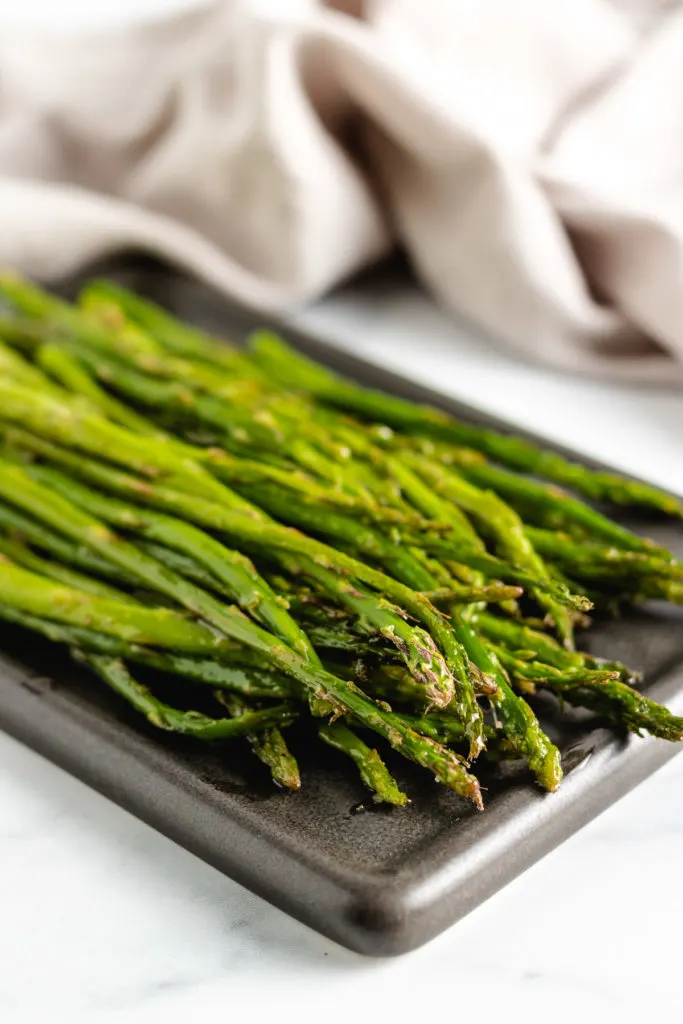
(0, 274), (681, 809)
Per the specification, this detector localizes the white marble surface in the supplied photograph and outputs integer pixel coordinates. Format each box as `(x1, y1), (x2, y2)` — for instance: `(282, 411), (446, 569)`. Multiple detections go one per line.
(0, 276), (681, 1023)
(1, 1), (683, 1018)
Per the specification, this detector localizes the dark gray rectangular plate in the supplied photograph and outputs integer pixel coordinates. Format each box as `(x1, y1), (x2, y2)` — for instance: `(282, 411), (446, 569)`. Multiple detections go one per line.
(1, 260), (682, 957)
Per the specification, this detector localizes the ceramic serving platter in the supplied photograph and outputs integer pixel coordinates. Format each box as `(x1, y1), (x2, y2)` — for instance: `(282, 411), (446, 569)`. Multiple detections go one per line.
(1, 262), (681, 956)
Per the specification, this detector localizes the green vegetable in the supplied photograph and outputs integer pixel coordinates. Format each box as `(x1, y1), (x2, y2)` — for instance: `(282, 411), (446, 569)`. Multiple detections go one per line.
(0, 274), (680, 810)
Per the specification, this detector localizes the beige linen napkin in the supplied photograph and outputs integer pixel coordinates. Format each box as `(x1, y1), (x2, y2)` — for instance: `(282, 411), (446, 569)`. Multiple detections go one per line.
(1, 0), (682, 379)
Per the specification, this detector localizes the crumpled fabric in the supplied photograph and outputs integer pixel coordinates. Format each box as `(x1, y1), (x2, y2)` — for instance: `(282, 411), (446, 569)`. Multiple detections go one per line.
(1, 0), (683, 380)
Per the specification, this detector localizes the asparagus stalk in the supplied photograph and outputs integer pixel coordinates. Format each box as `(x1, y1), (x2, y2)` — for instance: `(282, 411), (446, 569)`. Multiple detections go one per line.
(0, 533), (133, 601)
(306, 624), (394, 657)
(1, 275), (681, 807)
(0, 557), (246, 652)
(474, 612), (636, 682)
(65, 341), (425, 507)
(79, 653), (294, 740)
(13, 344), (607, 616)
(0, 500), (141, 589)
(525, 526), (683, 583)
(247, 329), (680, 516)
(490, 634), (683, 742)
(16, 373), (442, 530)
(557, 684), (683, 742)
(36, 343), (163, 436)
(198, 448), (440, 529)
(63, 342), (282, 449)
(0, 272), (160, 359)
(22, 448), (462, 707)
(450, 611), (563, 792)
(422, 583), (523, 605)
(452, 459), (667, 555)
(278, 554), (457, 710)
(403, 454), (575, 644)
(136, 539), (236, 599)
(0, 394), (585, 611)
(0, 339), (66, 397)
(489, 645), (620, 688)
(0, 378), (254, 512)
(387, 712), (509, 750)
(318, 720), (409, 806)
(0, 314), (53, 353)
(403, 532), (591, 612)
(79, 278), (253, 370)
(231, 481), (444, 591)
(215, 691), (301, 789)
(0, 602), (291, 697)
(5, 275), (678, 525)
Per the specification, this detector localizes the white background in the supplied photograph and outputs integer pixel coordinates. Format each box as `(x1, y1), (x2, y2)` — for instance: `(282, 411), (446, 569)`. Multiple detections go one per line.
(0, 3), (682, 1022)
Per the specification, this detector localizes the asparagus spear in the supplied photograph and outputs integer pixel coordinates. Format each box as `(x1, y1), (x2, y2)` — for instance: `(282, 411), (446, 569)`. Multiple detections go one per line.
(402, 532), (591, 612)
(0, 500), (141, 589)
(386, 712), (509, 750)
(5, 358), (433, 562)
(64, 341), (420, 506)
(79, 653), (294, 740)
(318, 720), (409, 806)
(525, 526), (683, 583)
(0, 379), (435, 549)
(214, 691), (301, 790)
(0, 533), (133, 601)
(247, 329), (680, 516)
(0, 272), (160, 359)
(474, 612), (636, 681)
(36, 343), (164, 436)
(0, 557), (293, 657)
(0, 314), (54, 353)
(0, 339), (66, 397)
(451, 459), (669, 556)
(403, 454), (575, 645)
(0, 378), (255, 512)
(306, 624), (393, 656)
(557, 685), (683, 742)
(230, 480), (447, 591)
(62, 342), (283, 448)
(488, 644), (621, 694)
(2, 275), (682, 806)
(79, 278), (253, 370)
(422, 583), (523, 605)
(491, 636), (683, 742)
(450, 611), (563, 791)
(136, 539), (236, 599)
(34, 348), (438, 540)
(18, 438), (460, 702)
(278, 554), (457, 710)
(6, 275), (678, 518)
(0, 602), (291, 697)
(41, 324), (656, 601)
(73, 310), (269, 404)
(18, 364), (440, 531)
(198, 446), (441, 529)
(9, 340), (365, 523)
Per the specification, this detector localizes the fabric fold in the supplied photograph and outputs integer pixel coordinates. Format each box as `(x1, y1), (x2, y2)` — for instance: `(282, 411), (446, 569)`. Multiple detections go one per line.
(1, 0), (683, 380)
